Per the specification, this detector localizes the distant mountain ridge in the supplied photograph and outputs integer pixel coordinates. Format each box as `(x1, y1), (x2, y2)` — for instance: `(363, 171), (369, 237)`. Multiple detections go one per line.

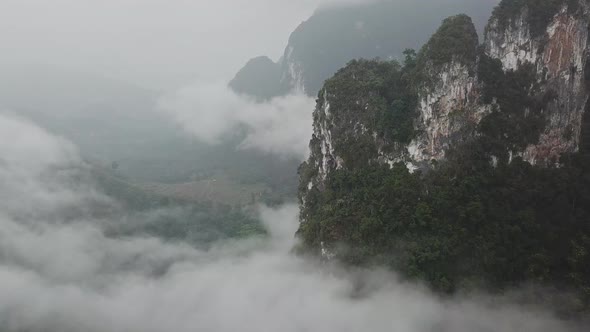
(230, 0), (499, 99)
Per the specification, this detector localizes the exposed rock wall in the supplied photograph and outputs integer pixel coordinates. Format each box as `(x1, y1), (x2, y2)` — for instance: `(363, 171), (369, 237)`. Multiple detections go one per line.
(408, 61), (483, 165)
(280, 46), (306, 95)
(486, 2), (590, 164)
(304, 0), (590, 187)
(296, 0), (590, 299)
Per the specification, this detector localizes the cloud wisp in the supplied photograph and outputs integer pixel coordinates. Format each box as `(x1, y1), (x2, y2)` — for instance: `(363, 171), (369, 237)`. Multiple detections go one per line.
(158, 82), (315, 159)
(0, 113), (586, 332)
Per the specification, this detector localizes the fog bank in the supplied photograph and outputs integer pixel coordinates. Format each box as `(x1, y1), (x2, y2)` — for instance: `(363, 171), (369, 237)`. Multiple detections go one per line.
(158, 82), (315, 159)
(0, 114), (585, 332)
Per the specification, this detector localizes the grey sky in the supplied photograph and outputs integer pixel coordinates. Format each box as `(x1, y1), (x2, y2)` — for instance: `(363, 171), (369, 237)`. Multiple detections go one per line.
(0, 0), (369, 90)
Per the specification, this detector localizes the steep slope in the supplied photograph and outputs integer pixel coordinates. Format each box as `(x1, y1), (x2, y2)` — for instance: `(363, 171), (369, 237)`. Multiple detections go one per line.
(300, 14), (482, 190)
(298, 0), (590, 307)
(484, 0), (590, 165)
(230, 0), (498, 99)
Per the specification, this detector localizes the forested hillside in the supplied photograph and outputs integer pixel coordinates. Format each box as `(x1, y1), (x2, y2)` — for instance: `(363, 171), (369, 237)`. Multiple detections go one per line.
(298, 0), (590, 311)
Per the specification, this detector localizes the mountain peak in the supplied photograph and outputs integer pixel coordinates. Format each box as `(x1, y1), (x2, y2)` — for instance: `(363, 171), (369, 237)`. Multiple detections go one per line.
(229, 0), (497, 99)
(297, 0), (590, 302)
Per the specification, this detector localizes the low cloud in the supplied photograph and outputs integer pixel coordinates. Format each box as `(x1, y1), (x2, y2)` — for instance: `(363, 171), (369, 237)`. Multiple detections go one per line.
(158, 82), (315, 159)
(0, 114), (586, 332)
(0, 113), (110, 220)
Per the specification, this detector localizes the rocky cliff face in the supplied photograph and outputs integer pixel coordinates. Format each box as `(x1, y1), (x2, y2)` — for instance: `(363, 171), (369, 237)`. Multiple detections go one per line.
(303, 0), (590, 188)
(301, 15), (486, 196)
(486, 2), (590, 164)
(407, 15), (484, 166)
(296, 0), (590, 303)
(280, 46), (307, 94)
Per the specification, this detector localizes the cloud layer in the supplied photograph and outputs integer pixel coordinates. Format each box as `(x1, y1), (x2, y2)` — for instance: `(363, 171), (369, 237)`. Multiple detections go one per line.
(0, 113), (586, 332)
(158, 82), (315, 159)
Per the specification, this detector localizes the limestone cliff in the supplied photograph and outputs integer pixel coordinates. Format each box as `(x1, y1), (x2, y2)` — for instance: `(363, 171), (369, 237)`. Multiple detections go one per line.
(485, 1), (590, 164)
(301, 14), (485, 195)
(303, 0), (590, 187)
(297, 1), (590, 294)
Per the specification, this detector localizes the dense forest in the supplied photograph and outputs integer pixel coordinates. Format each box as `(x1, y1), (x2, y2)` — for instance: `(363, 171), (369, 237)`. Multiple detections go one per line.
(298, 1), (590, 312)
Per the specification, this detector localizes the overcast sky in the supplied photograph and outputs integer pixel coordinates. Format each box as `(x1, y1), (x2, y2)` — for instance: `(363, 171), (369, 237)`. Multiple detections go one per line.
(0, 0), (371, 90)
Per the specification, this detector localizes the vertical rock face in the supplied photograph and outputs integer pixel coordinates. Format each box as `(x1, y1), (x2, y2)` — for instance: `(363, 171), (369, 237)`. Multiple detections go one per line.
(303, 0), (590, 188)
(485, 1), (590, 164)
(302, 61), (391, 192)
(296, 0), (590, 300)
(309, 89), (338, 186)
(303, 14), (487, 186)
(408, 15), (483, 165)
(299, 0), (590, 231)
(409, 62), (488, 164)
(280, 46), (307, 95)
(299, 59), (411, 220)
